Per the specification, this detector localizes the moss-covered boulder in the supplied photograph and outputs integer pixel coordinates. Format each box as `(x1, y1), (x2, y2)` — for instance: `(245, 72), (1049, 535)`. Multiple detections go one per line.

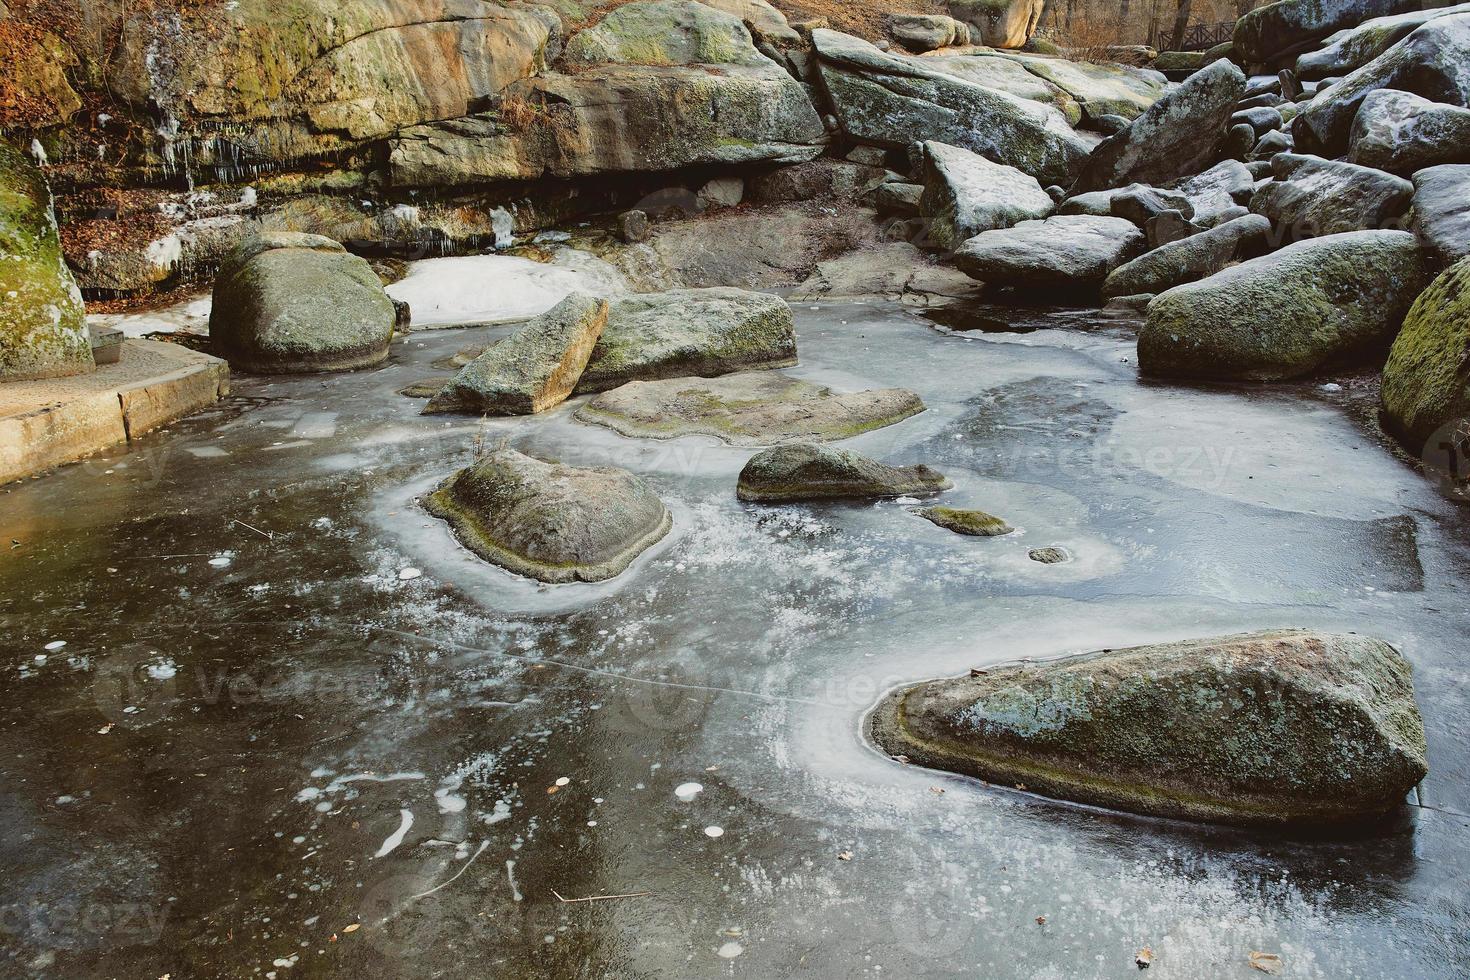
(737, 443), (952, 502)
(0, 139), (91, 382)
(574, 288), (796, 394)
(919, 140), (1054, 251)
(913, 505), (1013, 536)
(1381, 257), (1470, 453)
(1234, 0), (1428, 64)
(424, 447), (671, 584)
(208, 233), (396, 374)
(575, 371), (925, 445)
(424, 293), (608, 415)
(811, 29), (1091, 187)
(1139, 230), (1432, 381)
(868, 629), (1428, 828)
(564, 0), (770, 65)
(1248, 152), (1414, 240)
(1102, 212), (1270, 300)
(1069, 59), (1246, 195)
(1296, 3), (1470, 80)
(1349, 90), (1470, 177)
(1293, 13), (1470, 158)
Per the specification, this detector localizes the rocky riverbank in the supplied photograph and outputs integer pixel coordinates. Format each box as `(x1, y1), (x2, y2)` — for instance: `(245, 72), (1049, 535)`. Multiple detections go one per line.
(2, 0), (1466, 846)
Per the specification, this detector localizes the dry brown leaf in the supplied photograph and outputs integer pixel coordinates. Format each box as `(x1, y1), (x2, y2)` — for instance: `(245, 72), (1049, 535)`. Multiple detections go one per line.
(1135, 947), (1154, 968)
(343, 923), (360, 934)
(1249, 951), (1282, 975)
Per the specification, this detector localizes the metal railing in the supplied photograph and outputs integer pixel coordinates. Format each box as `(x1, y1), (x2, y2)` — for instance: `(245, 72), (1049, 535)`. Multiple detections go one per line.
(1158, 22), (1235, 52)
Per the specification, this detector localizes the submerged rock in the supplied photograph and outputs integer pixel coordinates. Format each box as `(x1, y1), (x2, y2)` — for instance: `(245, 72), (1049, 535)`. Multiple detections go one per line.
(424, 448), (672, 584)
(208, 233), (396, 374)
(1140, 230), (1431, 381)
(424, 294), (608, 415)
(954, 215), (1145, 293)
(1027, 546), (1069, 563)
(915, 506), (1014, 536)
(0, 138), (92, 381)
(1411, 164), (1470, 262)
(737, 443), (952, 502)
(1381, 256), (1470, 453)
(1068, 60), (1246, 195)
(868, 629), (1428, 828)
(575, 288), (797, 394)
(576, 371), (924, 446)
(918, 140), (1054, 251)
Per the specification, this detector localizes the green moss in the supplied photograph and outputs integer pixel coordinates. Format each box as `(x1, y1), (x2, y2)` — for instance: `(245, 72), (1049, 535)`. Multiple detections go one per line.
(1381, 257), (1470, 451)
(914, 506), (1014, 536)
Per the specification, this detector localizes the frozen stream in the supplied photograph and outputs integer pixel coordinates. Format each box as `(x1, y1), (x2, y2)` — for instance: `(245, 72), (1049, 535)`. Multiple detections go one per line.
(1, 302), (1467, 977)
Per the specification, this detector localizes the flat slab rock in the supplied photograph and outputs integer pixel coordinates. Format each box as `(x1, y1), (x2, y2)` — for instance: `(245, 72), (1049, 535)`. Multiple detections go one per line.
(868, 629), (1429, 828)
(574, 287), (797, 394)
(737, 443), (952, 502)
(575, 371), (925, 446)
(423, 447), (672, 584)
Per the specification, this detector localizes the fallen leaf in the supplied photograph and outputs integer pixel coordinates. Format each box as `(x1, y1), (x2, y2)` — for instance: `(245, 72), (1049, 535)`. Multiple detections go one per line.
(1035, 915), (1046, 925)
(929, 786), (945, 795)
(1136, 947), (1154, 969)
(1249, 951), (1282, 975)
(343, 923), (360, 934)
(547, 785), (559, 795)
(97, 723), (114, 735)
(837, 850), (853, 861)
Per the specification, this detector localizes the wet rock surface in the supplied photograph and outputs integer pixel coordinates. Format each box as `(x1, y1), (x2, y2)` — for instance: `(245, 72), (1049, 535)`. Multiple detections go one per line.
(869, 630), (1429, 828)
(423, 447), (672, 584)
(575, 371), (925, 446)
(737, 443), (952, 501)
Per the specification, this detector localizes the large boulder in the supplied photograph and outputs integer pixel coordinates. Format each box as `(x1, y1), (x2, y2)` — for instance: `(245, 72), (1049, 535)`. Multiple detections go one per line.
(1139, 230), (1431, 380)
(391, 60), (825, 187)
(108, 0), (563, 168)
(1296, 2), (1470, 79)
(574, 288), (796, 394)
(948, 0), (1045, 49)
(737, 443), (952, 501)
(208, 233), (396, 374)
(914, 51), (1086, 125)
(995, 53), (1166, 125)
(424, 293), (608, 415)
(1249, 153), (1414, 239)
(918, 141), (1055, 251)
(954, 215), (1146, 293)
(889, 14), (971, 51)
(1381, 256), (1470, 452)
(811, 29), (1091, 186)
(1170, 159), (1256, 226)
(868, 630), (1428, 829)
(1411, 164), (1470, 261)
(1102, 213), (1271, 300)
(0, 139), (92, 381)
(1234, 0), (1446, 64)
(424, 447), (672, 584)
(575, 371), (925, 445)
(1294, 13), (1470, 157)
(563, 0), (772, 66)
(1348, 89), (1470, 176)
(1068, 60), (1247, 196)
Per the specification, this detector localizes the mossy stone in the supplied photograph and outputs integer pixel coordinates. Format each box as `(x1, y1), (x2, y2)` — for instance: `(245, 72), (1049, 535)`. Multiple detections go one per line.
(915, 506), (1014, 536)
(1381, 256), (1470, 453)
